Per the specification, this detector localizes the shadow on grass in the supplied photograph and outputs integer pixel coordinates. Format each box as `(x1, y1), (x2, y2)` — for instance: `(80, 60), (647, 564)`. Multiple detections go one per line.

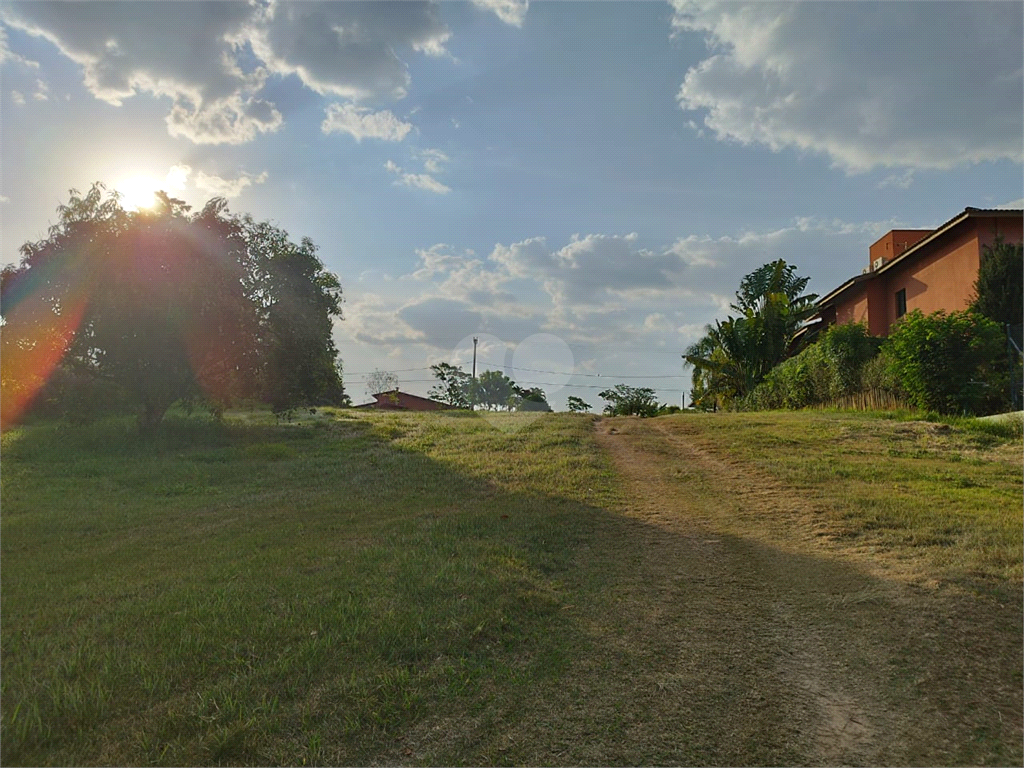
(1, 412), (1020, 766)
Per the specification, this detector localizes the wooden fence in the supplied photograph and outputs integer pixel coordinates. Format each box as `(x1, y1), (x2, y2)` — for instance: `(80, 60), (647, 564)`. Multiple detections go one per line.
(815, 388), (907, 411)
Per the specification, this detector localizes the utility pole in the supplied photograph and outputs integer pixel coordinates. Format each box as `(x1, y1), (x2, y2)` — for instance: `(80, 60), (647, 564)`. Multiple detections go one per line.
(472, 336), (478, 380)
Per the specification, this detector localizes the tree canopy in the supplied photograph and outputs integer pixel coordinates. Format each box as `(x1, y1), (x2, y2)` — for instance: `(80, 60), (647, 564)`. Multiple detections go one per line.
(1, 183), (346, 430)
(971, 237), (1023, 327)
(428, 363), (472, 407)
(427, 363), (551, 412)
(513, 385), (552, 412)
(566, 396), (592, 413)
(684, 259), (817, 409)
(471, 369), (518, 411)
(599, 384), (659, 417)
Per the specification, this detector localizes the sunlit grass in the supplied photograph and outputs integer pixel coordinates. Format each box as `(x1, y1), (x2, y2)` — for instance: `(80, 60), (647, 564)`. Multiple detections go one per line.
(653, 410), (1023, 585)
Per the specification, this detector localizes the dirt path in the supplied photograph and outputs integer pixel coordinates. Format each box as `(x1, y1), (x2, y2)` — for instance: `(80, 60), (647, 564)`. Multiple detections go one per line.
(577, 416), (1020, 766)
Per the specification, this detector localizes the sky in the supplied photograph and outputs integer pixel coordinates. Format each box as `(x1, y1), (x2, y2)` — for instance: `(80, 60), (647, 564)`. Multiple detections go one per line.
(1, 0), (1022, 410)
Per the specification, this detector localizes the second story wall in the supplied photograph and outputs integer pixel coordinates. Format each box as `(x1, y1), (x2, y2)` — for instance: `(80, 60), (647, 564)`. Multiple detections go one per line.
(880, 222), (981, 326)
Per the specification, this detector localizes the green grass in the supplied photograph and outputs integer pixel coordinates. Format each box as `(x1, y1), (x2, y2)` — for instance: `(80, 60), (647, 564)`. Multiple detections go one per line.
(2, 412), (622, 765)
(2, 409), (1021, 765)
(655, 410), (1023, 585)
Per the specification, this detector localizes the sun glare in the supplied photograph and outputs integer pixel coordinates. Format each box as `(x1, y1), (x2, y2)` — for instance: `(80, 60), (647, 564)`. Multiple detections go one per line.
(115, 176), (160, 211)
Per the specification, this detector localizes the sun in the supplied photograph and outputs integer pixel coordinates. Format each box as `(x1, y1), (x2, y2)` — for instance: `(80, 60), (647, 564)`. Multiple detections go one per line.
(114, 175), (160, 211)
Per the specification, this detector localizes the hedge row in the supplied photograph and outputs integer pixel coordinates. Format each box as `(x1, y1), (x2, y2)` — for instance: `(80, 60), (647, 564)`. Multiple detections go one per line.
(744, 310), (1014, 416)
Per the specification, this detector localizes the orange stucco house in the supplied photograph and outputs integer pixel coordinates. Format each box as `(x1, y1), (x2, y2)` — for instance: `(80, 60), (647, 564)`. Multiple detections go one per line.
(810, 207), (1023, 338)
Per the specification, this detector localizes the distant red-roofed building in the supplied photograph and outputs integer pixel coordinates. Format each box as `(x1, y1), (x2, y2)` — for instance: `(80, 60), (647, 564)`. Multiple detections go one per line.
(353, 389), (454, 411)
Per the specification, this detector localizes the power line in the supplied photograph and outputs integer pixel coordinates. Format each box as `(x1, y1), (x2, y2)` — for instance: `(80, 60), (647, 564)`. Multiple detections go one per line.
(344, 375), (688, 392)
(341, 365), (433, 375)
(345, 360), (685, 380)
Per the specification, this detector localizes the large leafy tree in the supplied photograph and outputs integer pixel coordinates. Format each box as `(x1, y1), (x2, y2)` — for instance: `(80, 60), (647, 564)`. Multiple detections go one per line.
(471, 369), (518, 411)
(1, 183), (345, 430)
(513, 385), (552, 412)
(428, 362), (472, 407)
(243, 217), (346, 414)
(684, 259), (817, 409)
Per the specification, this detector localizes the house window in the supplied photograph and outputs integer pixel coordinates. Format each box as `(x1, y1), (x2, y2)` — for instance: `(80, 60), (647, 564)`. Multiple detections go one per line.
(895, 288), (907, 318)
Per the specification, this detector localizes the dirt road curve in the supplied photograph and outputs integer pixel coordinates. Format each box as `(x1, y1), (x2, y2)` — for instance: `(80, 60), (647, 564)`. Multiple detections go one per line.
(582, 417), (1022, 767)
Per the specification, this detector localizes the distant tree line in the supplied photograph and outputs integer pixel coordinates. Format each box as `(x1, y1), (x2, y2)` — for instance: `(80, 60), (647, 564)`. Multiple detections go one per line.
(427, 363), (552, 412)
(1, 183), (348, 431)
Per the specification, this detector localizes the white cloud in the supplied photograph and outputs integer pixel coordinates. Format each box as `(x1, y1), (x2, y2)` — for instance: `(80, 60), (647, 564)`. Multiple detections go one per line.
(1, 2), (256, 106)
(409, 243), (468, 280)
(10, 90), (24, 105)
(471, 0), (529, 27)
(996, 198), (1024, 210)
(672, 1), (1023, 172)
(877, 170), (915, 190)
(384, 160), (451, 195)
(490, 232), (686, 306)
(1, 1), (451, 144)
(164, 165), (191, 194)
(194, 169), (268, 200)
(322, 102), (412, 141)
(31, 78), (48, 101)
(166, 95), (283, 145)
(419, 149), (449, 174)
(0, 195), (10, 204)
(397, 298), (485, 349)
(399, 173), (451, 195)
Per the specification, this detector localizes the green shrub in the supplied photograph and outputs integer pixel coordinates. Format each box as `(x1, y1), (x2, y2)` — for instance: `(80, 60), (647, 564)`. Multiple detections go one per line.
(746, 323), (878, 410)
(882, 310), (1006, 415)
(817, 322), (880, 396)
(861, 350), (898, 392)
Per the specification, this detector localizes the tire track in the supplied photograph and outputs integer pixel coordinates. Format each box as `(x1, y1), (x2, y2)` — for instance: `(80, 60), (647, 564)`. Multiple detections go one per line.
(594, 417), (892, 766)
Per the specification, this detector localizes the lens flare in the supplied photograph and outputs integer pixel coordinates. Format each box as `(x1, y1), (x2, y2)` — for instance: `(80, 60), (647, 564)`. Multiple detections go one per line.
(1, 262), (89, 429)
(114, 176), (160, 211)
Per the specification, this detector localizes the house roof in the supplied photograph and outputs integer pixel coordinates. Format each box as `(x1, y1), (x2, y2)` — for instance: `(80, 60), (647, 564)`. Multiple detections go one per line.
(815, 273), (873, 309)
(353, 389), (451, 409)
(816, 206), (1023, 311)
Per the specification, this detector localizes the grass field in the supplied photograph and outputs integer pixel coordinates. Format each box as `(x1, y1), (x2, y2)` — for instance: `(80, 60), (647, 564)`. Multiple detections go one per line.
(1, 409), (1021, 765)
